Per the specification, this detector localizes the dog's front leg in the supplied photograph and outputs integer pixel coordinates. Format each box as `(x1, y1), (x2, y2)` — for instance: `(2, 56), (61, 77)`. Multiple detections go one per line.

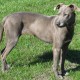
(59, 43), (69, 76)
(53, 48), (63, 79)
(59, 48), (67, 76)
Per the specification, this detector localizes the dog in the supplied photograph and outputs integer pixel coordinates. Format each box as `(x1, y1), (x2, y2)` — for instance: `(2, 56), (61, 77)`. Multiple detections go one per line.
(0, 3), (80, 79)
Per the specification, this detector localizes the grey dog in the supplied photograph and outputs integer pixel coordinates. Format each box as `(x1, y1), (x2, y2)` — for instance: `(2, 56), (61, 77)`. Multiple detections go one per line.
(0, 3), (80, 79)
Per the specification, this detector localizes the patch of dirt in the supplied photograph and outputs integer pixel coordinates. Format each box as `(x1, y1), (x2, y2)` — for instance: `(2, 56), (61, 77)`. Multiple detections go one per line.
(32, 69), (53, 80)
(33, 73), (49, 80)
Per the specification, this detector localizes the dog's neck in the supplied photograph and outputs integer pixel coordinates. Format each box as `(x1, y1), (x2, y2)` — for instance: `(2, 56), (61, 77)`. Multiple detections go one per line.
(67, 12), (76, 27)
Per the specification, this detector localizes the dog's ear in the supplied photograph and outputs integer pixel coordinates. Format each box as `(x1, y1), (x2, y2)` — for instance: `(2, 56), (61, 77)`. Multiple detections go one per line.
(69, 4), (80, 11)
(54, 3), (64, 11)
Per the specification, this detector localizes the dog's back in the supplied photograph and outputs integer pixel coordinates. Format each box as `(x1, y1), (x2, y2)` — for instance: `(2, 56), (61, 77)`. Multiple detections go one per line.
(3, 12), (56, 42)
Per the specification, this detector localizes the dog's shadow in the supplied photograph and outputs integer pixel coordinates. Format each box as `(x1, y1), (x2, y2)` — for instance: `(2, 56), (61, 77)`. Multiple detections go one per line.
(29, 49), (80, 72)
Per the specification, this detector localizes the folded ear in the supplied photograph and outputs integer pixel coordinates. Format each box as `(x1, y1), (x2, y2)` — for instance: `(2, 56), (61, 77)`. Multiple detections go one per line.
(54, 3), (64, 11)
(69, 4), (80, 12)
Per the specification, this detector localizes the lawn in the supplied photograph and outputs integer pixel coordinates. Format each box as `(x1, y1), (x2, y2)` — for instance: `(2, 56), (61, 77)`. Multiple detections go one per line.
(0, 0), (80, 80)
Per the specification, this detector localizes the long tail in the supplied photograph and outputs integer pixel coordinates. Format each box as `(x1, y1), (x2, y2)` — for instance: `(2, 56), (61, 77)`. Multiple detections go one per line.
(0, 16), (8, 42)
(0, 23), (4, 42)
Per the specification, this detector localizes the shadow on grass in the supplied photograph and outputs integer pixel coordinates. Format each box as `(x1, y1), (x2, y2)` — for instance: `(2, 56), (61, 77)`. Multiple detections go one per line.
(11, 49), (80, 72)
(29, 50), (53, 64)
(29, 49), (80, 71)
(66, 50), (80, 72)
(30, 50), (80, 64)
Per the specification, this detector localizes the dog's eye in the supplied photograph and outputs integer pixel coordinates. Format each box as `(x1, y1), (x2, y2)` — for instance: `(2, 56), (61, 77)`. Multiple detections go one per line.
(64, 14), (68, 16)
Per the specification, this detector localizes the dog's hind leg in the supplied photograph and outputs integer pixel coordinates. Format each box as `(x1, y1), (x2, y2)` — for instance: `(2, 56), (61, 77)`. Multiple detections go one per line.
(1, 25), (20, 72)
(1, 36), (18, 72)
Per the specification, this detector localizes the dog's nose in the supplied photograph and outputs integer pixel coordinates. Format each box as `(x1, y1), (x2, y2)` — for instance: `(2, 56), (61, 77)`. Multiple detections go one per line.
(59, 22), (64, 26)
(56, 21), (64, 27)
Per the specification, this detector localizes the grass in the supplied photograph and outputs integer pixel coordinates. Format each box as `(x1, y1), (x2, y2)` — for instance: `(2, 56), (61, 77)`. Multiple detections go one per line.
(0, 0), (80, 80)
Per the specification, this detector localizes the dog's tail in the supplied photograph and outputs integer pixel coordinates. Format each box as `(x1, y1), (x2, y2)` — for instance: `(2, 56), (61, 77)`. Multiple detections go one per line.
(0, 16), (7, 42)
(0, 23), (4, 42)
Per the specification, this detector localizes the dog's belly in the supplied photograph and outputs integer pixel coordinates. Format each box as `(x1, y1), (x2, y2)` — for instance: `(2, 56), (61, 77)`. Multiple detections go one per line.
(35, 33), (53, 43)
(22, 26), (53, 43)
(30, 26), (53, 43)
(22, 28), (53, 43)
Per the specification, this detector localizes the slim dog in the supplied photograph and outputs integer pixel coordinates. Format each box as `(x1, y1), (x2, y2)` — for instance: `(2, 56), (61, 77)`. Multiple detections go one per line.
(0, 3), (80, 79)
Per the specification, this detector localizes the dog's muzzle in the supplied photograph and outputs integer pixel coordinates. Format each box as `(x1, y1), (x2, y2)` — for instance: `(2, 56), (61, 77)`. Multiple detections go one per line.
(56, 21), (65, 27)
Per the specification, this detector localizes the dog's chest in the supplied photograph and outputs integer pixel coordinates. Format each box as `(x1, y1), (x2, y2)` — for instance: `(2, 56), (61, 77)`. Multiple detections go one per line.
(53, 26), (74, 45)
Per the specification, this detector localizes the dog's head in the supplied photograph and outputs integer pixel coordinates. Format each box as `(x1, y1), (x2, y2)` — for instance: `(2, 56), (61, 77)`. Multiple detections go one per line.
(54, 3), (80, 27)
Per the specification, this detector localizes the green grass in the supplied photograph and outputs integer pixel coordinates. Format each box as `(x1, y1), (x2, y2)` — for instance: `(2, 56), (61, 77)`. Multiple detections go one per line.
(0, 0), (80, 80)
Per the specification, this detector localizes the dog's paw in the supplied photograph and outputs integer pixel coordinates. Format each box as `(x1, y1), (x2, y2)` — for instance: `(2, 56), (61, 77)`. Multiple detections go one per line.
(55, 75), (64, 80)
(59, 75), (64, 80)
(64, 71), (69, 76)
(58, 70), (69, 76)
(2, 64), (10, 72)
(6, 64), (10, 70)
